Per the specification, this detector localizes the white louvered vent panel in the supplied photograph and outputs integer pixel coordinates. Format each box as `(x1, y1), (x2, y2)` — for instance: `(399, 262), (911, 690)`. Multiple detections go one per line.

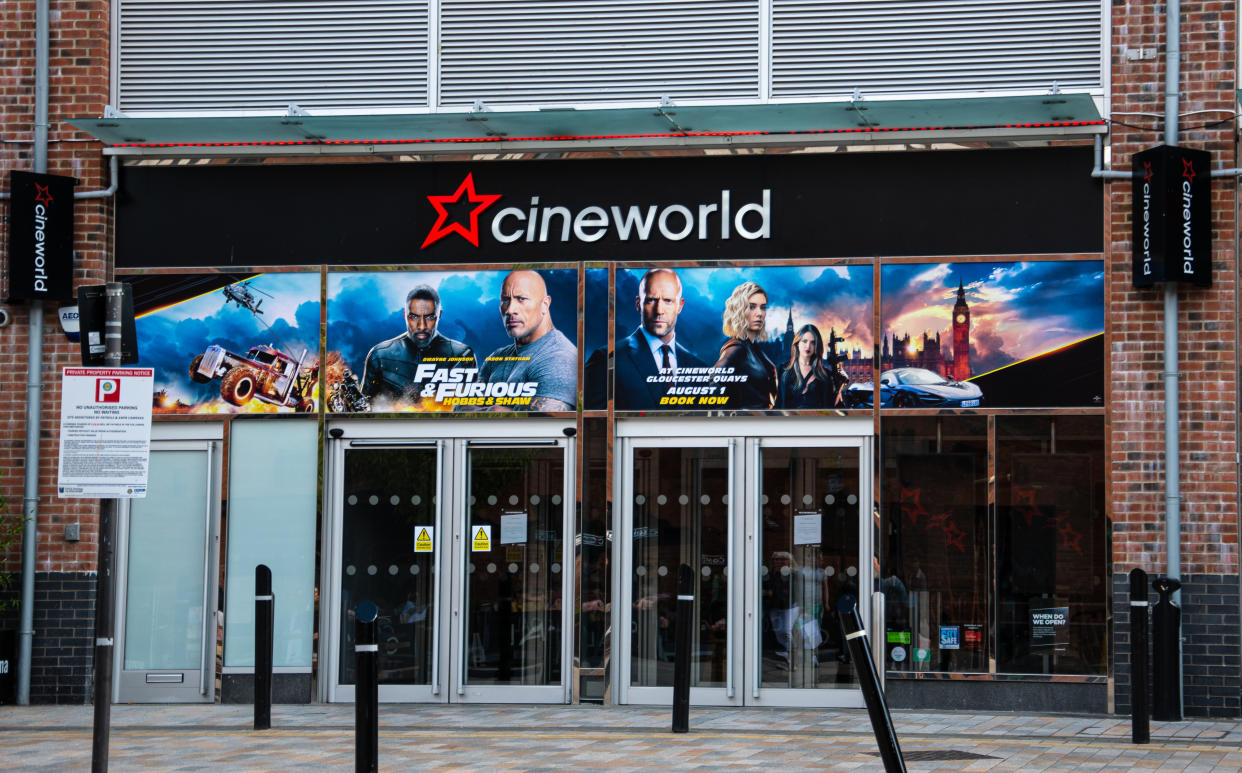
(439, 1), (759, 106)
(118, 1), (429, 112)
(771, 1), (1103, 97)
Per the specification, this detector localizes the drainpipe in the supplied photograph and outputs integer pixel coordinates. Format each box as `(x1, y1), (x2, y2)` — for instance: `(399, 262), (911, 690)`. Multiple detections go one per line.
(1162, 0), (1184, 713)
(17, 0), (50, 706)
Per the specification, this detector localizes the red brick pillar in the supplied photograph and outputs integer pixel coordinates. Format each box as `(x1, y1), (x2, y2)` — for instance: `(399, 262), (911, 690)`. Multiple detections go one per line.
(0, 0), (113, 703)
(1109, 0), (1240, 717)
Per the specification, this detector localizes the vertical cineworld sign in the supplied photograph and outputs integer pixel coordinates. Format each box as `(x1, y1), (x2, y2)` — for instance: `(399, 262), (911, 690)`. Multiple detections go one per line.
(1132, 145), (1212, 287)
(6, 170), (76, 301)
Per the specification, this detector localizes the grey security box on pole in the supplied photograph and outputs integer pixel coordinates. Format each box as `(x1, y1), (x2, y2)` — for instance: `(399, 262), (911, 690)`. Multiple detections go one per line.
(6, 170), (76, 302)
(1131, 145), (1212, 288)
(77, 283), (139, 365)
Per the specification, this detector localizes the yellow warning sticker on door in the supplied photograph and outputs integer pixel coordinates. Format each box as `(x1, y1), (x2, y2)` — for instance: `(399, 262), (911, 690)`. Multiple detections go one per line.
(414, 526), (434, 553)
(471, 525), (492, 552)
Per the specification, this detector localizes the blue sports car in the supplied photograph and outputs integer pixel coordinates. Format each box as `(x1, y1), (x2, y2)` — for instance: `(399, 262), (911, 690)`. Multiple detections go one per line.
(846, 367), (983, 408)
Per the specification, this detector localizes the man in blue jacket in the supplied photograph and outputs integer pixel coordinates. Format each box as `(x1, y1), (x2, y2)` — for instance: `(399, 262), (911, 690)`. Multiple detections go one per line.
(610, 268), (707, 410)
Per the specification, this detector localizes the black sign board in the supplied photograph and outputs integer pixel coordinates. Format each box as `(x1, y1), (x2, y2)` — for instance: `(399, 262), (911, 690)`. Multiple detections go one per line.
(77, 284), (139, 365)
(1132, 145), (1212, 287)
(116, 148), (1103, 268)
(6, 171), (76, 301)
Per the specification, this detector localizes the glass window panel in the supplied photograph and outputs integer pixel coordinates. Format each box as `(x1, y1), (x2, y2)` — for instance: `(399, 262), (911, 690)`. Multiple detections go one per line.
(339, 446), (438, 686)
(464, 446), (565, 686)
(124, 449), (209, 671)
(880, 417), (988, 673)
(578, 417), (609, 669)
(996, 416), (1107, 675)
(759, 446), (860, 688)
(629, 446), (730, 688)
(224, 420), (319, 668)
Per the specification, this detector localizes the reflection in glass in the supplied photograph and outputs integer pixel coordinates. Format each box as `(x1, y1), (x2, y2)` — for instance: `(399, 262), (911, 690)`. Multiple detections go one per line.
(578, 418), (609, 671)
(997, 416), (1106, 675)
(630, 447), (729, 687)
(759, 447), (859, 688)
(124, 450), (208, 670)
(881, 417), (988, 673)
(339, 448), (436, 686)
(465, 446), (565, 686)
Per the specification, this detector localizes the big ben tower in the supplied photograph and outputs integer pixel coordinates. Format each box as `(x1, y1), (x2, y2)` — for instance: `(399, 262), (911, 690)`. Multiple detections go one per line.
(952, 278), (971, 381)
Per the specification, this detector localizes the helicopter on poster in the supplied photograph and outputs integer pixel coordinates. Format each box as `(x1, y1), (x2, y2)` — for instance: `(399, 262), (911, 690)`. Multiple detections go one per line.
(222, 280), (273, 316)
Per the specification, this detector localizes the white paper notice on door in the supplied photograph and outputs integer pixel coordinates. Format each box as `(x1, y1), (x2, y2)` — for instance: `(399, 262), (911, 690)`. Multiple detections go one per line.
(793, 511), (822, 545)
(500, 511), (528, 545)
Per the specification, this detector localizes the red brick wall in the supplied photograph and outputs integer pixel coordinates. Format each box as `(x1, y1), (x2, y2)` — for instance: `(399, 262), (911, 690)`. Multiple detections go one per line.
(1109, 0), (1239, 578)
(1, 1), (112, 575)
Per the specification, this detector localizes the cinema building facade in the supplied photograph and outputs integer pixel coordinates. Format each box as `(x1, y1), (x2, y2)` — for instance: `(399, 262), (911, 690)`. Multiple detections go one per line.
(2, 1), (1238, 717)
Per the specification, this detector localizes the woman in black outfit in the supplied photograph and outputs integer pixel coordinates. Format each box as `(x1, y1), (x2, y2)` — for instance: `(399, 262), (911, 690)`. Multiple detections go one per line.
(778, 324), (834, 409)
(713, 281), (778, 409)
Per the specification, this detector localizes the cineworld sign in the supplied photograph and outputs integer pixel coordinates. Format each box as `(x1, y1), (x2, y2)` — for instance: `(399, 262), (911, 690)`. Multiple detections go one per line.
(1132, 145), (1212, 288)
(420, 172), (771, 249)
(115, 149), (1105, 268)
(6, 170), (75, 302)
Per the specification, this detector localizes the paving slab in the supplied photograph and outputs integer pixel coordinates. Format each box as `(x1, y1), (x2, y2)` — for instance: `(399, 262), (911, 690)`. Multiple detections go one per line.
(2, 704), (1242, 771)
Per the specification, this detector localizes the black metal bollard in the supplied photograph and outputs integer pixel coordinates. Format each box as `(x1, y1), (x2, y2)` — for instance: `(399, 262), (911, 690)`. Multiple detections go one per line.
(1129, 568), (1150, 744)
(91, 499), (118, 773)
(840, 600), (907, 773)
(254, 564), (274, 731)
(355, 600), (379, 773)
(671, 563), (693, 733)
(1152, 577), (1183, 721)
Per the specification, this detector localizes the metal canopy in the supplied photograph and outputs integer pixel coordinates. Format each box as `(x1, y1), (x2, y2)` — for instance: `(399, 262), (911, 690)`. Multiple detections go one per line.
(70, 95), (1105, 155)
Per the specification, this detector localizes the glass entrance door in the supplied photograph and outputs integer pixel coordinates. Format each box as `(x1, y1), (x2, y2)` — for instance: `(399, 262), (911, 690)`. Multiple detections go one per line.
(325, 422), (574, 704)
(616, 419), (871, 708)
(115, 441), (221, 703)
(456, 444), (568, 702)
(337, 444), (442, 701)
(748, 439), (862, 706)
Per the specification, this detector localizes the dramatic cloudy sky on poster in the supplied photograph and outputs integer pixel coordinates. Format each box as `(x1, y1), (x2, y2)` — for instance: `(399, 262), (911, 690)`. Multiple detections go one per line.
(612, 265), (874, 364)
(881, 261), (1104, 375)
(327, 269), (579, 373)
(135, 273), (320, 409)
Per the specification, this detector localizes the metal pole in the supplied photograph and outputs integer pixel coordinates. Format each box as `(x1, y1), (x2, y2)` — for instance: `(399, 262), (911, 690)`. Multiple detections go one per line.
(17, 0), (51, 708)
(1129, 568), (1150, 744)
(90, 283), (124, 771)
(254, 564), (274, 731)
(354, 601), (378, 773)
(671, 563), (693, 733)
(840, 601), (906, 773)
(1162, 0), (1184, 718)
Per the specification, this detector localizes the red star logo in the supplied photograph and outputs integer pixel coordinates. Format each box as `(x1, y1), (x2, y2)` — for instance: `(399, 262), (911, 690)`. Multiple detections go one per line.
(1143, 161), (1154, 183)
(1058, 522), (1083, 554)
(420, 173), (501, 249)
(899, 485), (928, 525)
(1012, 486), (1040, 526)
(927, 511), (951, 531)
(33, 183), (53, 206)
(942, 521), (967, 552)
(1182, 157), (1196, 183)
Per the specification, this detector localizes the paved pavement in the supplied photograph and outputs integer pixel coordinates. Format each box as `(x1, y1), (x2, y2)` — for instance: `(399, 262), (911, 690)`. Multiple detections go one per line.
(3, 703), (1242, 771)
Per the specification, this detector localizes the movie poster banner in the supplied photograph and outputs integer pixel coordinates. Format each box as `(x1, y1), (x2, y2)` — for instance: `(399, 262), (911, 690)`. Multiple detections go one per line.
(326, 269), (579, 413)
(585, 265), (873, 411)
(872, 261), (1104, 409)
(131, 273), (322, 414)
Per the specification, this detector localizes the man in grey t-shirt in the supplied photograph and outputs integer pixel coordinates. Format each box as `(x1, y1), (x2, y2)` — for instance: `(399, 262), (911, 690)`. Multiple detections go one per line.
(479, 269), (578, 411)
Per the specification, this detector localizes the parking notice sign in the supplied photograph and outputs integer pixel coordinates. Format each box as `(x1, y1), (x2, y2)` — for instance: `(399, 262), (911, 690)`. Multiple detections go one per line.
(57, 367), (154, 498)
